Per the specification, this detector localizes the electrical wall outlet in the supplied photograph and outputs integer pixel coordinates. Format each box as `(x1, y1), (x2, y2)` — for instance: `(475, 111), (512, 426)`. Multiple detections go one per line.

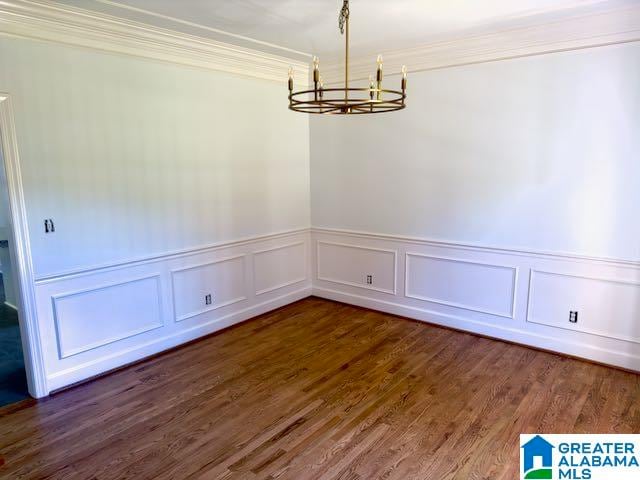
(44, 218), (55, 233)
(366, 275), (373, 285)
(569, 311), (578, 323)
(205, 294), (212, 306)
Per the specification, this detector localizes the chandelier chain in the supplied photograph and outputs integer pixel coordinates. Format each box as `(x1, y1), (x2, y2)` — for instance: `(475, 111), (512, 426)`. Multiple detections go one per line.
(339, 0), (349, 34)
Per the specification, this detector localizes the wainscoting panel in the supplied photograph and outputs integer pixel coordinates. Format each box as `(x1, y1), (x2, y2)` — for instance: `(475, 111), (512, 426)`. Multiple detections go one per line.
(312, 228), (640, 372)
(317, 241), (397, 294)
(254, 242), (307, 295)
(34, 229), (311, 393)
(52, 275), (163, 359)
(405, 253), (517, 318)
(172, 255), (247, 322)
(528, 270), (640, 344)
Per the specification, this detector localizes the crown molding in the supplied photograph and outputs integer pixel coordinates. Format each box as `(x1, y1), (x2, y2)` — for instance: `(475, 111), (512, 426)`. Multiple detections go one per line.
(322, 4), (640, 84)
(0, 0), (310, 85)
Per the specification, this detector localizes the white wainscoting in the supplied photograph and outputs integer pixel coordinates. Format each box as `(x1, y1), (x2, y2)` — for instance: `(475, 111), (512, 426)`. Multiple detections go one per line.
(527, 270), (640, 345)
(30, 226), (640, 393)
(254, 242), (307, 296)
(171, 255), (247, 322)
(405, 253), (517, 319)
(34, 229), (311, 393)
(317, 241), (397, 294)
(52, 274), (164, 359)
(312, 228), (640, 371)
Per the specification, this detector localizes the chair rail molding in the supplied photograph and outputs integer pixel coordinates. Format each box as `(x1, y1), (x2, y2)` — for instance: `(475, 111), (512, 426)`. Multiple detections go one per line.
(0, 0), (310, 85)
(0, 93), (48, 398)
(321, 4), (640, 83)
(311, 227), (640, 268)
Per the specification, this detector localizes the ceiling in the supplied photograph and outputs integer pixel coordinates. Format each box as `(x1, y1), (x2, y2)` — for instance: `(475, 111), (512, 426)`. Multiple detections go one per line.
(55, 0), (635, 61)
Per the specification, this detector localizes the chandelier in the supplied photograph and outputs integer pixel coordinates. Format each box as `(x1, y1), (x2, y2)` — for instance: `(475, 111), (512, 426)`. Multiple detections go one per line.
(288, 0), (407, 115)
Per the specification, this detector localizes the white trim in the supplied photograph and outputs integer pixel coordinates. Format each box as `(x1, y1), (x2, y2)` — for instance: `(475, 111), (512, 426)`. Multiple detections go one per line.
(253, 242), (308, 296)
(526, 269), (640, 345)
(89, 0), (311, 58)
(252, 241), (306, 256)
(170, 254), (248, 322)
(51, 274), (164, 358)
(312, 227), (640, 269)
(4, 300), (17, 310)
(0, 0), (310, 85)
(255, 278), (308, 297)
(321, 4), (640, 84)
(404, 252), (518, 319)
(313, 286), (640, 372)
(46, 286), (312, 392)
(34, 227), (310, 284)
(316, 240), (398, 295)
(0, 93), (48, 398)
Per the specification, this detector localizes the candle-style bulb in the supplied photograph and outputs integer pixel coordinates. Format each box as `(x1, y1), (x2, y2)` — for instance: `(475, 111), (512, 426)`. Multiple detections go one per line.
(288, 66), (294, 80)
(401, 65), (407, 91)
(376, 55), (383, 84)
(319, 77), (324, 89)
(312, 56), (320, 83)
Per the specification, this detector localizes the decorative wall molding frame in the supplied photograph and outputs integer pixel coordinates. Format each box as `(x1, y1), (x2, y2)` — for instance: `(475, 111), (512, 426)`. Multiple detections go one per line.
(316, 241), (398, 295)
(0, 0), (310, 85)
(0, 93), (48, 398)
(526, 269), (640, 345)
(52, 273), (164, 358)
(253, 242), (307, 296)
(321, 4), (640, 83)
(404, 252), (518, 319)
(170, 254), (248, 323)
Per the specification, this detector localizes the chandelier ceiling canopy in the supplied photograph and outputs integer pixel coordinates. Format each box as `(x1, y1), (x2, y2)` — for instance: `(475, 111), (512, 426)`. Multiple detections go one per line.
(288, 0), (407, 115)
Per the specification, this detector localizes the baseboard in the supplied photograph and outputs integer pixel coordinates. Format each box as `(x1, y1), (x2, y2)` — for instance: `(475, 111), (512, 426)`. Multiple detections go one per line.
(47, 287), (312, 392)
(4, 301), (17, 310)
(312, 287), (640, 372)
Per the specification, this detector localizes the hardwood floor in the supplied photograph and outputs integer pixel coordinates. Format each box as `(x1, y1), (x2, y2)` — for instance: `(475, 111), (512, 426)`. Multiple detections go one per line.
(0, 297), (638, 479)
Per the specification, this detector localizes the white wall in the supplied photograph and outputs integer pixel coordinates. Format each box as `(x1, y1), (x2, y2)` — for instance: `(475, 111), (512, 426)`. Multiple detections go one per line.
(310, 42), (640, 371)
(0, 36), (312, 394)
(311, 42), (640, 262)
(3, 31), (639, 394)
(0, 36), (310, 278)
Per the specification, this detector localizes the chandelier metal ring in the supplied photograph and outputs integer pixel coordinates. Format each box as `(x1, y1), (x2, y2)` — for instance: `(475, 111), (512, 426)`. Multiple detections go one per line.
(289, 87), (406, 114)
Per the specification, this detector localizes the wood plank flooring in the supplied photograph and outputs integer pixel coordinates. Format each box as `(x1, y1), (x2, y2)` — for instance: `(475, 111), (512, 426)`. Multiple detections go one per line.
(0, 297), (638, 479)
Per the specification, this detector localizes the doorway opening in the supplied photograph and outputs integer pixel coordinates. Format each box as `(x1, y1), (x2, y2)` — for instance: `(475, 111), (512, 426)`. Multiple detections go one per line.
(0, 94), (46, 403)
(0, 129), (28, 407)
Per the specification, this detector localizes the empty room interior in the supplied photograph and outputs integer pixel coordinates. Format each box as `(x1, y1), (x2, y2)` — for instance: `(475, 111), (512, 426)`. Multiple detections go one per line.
(0, 0), (639, 479)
